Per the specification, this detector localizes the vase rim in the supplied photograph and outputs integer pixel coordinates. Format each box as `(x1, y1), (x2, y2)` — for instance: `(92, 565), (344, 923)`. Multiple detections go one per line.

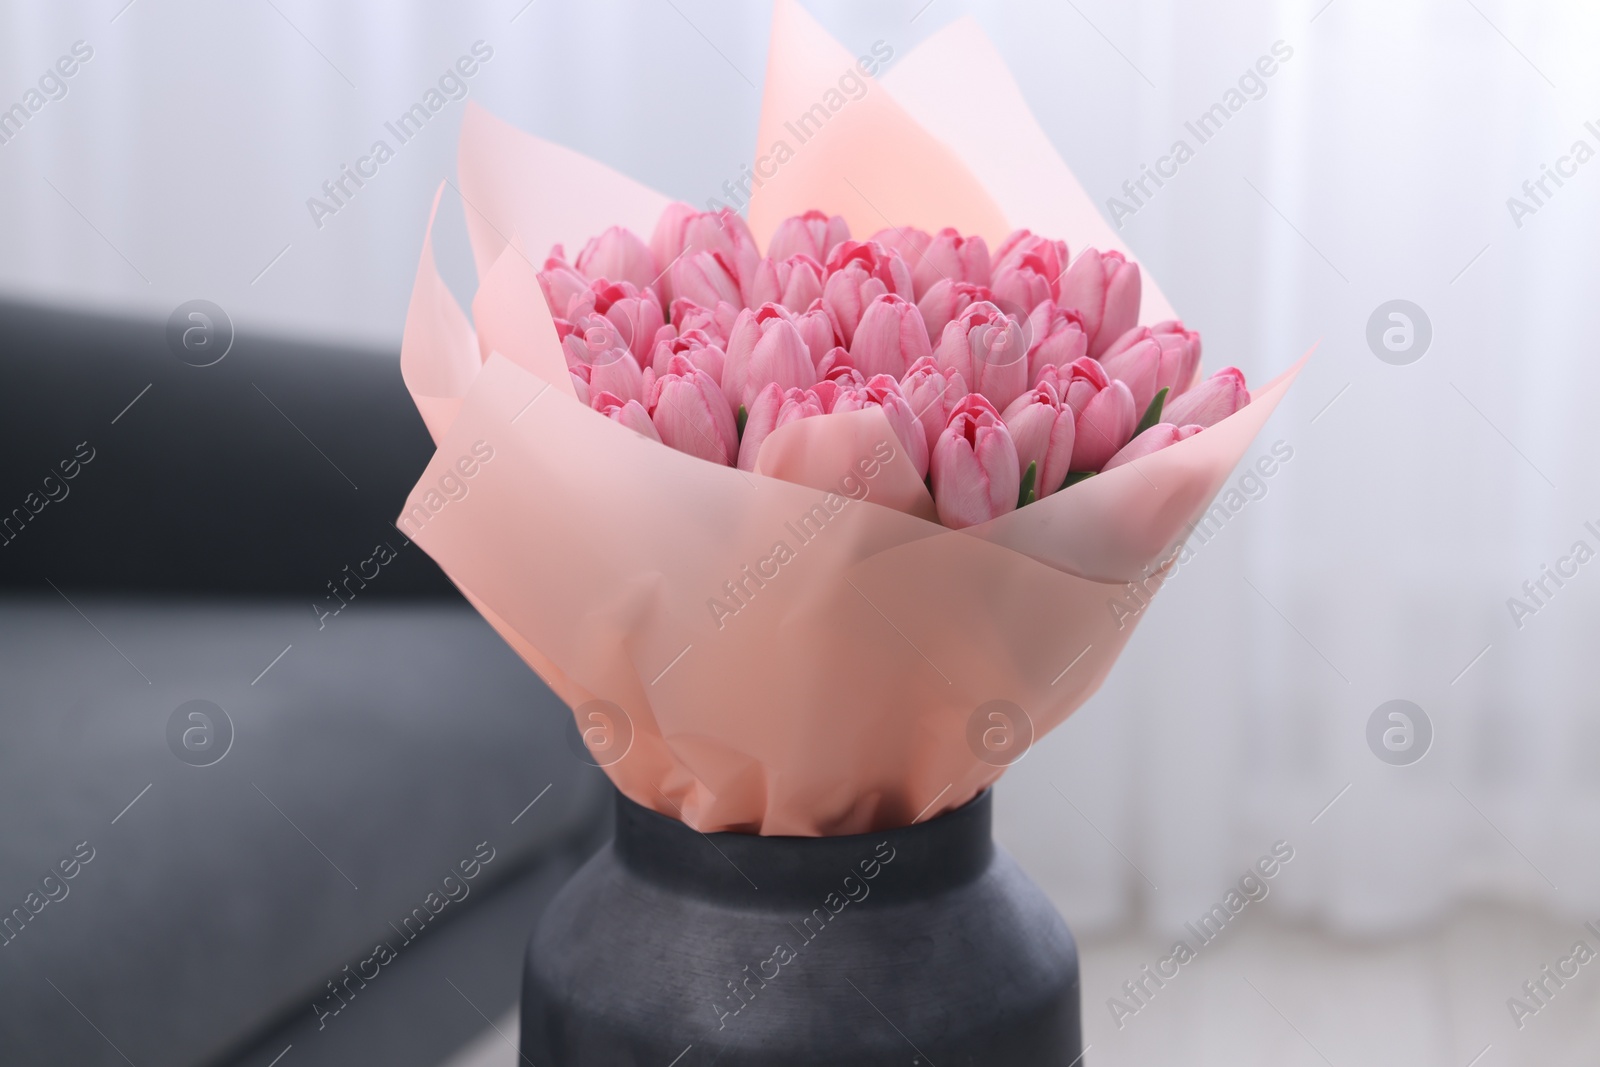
(611, 787), (995, 907)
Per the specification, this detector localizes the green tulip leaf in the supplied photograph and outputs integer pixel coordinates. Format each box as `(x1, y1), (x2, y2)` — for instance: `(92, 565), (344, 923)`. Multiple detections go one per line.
(1134, 387), (1169, 439)
(1018, 461), (1038, 509)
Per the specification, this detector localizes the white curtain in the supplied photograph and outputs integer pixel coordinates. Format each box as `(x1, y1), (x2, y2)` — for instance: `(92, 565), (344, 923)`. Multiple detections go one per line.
(3, 0), (1596, 937)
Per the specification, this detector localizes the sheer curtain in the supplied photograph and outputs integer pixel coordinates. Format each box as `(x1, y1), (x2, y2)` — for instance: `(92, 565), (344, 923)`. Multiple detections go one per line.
(983, 0), (1600, 937)
(3, 0), (1596, 937)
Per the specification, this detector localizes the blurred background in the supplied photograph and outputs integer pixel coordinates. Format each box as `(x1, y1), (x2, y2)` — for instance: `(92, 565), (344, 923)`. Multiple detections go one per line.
(2, 0), (1598, 1064)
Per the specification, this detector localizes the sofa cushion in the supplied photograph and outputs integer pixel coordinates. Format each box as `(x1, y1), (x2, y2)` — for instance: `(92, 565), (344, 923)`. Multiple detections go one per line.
(0, 599), (608, 1067)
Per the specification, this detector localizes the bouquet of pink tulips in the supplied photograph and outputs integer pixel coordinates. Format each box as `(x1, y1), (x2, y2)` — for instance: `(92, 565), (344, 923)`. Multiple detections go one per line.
(396, 2), (1303, 835)
(543, 207), (1250, 530)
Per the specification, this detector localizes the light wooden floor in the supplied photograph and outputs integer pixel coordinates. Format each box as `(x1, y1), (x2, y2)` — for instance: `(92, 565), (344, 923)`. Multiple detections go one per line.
(443, 904), (1600, 1066)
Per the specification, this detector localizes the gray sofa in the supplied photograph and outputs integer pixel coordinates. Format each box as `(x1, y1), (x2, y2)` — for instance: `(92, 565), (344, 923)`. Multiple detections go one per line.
(0, 301), (610, 1065)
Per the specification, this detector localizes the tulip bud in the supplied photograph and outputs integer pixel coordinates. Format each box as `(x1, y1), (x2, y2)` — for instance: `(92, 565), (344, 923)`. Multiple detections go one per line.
(833, 374), (930, 478)
(722, 305), (819, 409)
(933, 302), (1031, 414)
(768, 211), (851, 263)
(1099, 321), (1203, 407)
(990, 249), (1057, 315)
(1163, 367), (1248, 428)
(793, 302), (839, 367)
(868, 227), (932, 274)
(588, 281), (666, 364)
(850, 294), (933, 380)
(647, 354), (739, 465)
(993, 230), (1069, 284)
(748, 254), (826, 313)
(825, 240), (915, 298)
(822, 267), (886, 349)
(575, 226), (658, 290)
(823, 241), (915, 348)
(1097, 338), (1164, 415)
(1002, 384), (1077, 501)
(737, 383), (827, 471)
(672, 250), (743, 310)
(901, 356), (970, 454)
(916, 280), (998, 343)
(537, 265), (593, 319)
(669, 298), (739, 344)
(1151, 321), (1203, 398)
(651, 203), (760, 304)
(1058, 248), (1142, 358)
(588, 350), (646, 404)
(1026, 301), (1089, 386)
(650, 328), (726, 383)
(931, 394), (1020, 529)
(808, 376), (849, 414)
(592, 390), (662, 442)
(1103, 423), (1204, 471)
(814, 346), (858, 383)
(560, 313), (629, 373)
(1059, 357), (1138, 472)
(910, 228), (991, 301)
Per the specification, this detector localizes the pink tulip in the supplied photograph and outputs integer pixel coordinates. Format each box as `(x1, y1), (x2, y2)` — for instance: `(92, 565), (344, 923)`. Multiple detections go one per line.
(833, 374), (930, 477)
(722, 305), (818, 409)
(669, 299), (739, 344)
(592, 390), (662, 442)
(650, 328), (726, 382)
(1103, 423), (1204, 471)
(822, 241), (915, 347)
(538, 264), (592, 319)
(901, 356), (970, 455)
(1163, 367), (1249, 428)
(814, 346), (857, 382)
(808, 376), (851, 414)
(748, 254), (826, 313)
(672, 250), (743, 310)
(1026, 302), (1089, 386)
(1152, 320), (1203, 397)
(910, 228), (991, 301)
(575, 226), (658, 290)
(825, 240), (915, 297)
(933, 302), (1031, 413)
(792, 302), (839, 367)
(588, 350), (646, 404)
(1097, 338), (1163, 415)
(916, 280), (998, 344)
(850, 294), (933, 380)
(869, 227), (932, 274)
(737, 383), (827, 471)
(822, 266), (886, 349)
(1099, 320), (1203, 405)
(559, 313), (629, 372)
(931, 394), (1020, 528)
(993, 230), (1068, 285)
(767, 211), (851, 263)
(1058, 248), (1142, 358)
(1060, 357), (1138, 472)
(651, 203), (760, 304)
(989, 243), (1059, 315)
(1002, 383), (1077, 500)
(588, 281), (665, 364)
(647, 353), (738, 465)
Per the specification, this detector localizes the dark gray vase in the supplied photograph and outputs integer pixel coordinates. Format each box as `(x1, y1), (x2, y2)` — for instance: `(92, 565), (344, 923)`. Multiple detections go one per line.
(520, 787), (1082, 1065)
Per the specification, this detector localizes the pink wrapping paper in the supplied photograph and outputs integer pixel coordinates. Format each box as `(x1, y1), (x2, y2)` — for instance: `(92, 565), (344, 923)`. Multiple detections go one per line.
(397, 0), (1304, 835)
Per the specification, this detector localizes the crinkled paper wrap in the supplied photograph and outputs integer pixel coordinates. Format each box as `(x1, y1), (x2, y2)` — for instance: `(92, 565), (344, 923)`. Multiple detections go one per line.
(397, 0), (1305, 835)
